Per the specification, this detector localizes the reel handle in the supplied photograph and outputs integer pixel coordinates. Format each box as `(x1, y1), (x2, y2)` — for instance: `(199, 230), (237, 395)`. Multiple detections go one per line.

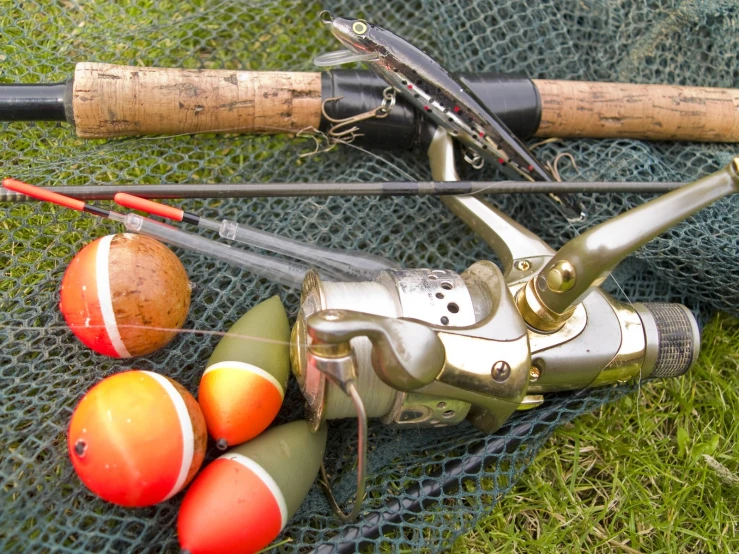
(520, 157), (739, 331)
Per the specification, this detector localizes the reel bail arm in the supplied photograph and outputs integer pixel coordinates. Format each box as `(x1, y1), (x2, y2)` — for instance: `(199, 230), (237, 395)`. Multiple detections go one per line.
(305, 325), (367, 522)
(305, 308), (445, 522)
(427, 126), (555, 284)
(307, 310), (445, 391)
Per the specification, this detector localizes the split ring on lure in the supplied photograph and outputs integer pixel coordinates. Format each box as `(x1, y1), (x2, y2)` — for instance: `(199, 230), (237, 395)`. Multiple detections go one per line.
(315, 13), (587, 221)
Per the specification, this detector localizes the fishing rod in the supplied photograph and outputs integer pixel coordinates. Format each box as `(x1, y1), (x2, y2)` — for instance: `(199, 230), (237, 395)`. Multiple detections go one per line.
(2, 65), (738, 146)
(0, 180), (686, 202)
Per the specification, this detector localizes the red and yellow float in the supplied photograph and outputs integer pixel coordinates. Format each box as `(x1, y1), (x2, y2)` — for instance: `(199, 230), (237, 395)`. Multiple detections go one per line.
(67, 370), (207, 507)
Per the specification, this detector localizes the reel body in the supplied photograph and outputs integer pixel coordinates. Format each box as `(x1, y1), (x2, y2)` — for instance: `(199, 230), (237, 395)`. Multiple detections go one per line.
(291, 261), (699, 435)
(290, 129), (716, 437)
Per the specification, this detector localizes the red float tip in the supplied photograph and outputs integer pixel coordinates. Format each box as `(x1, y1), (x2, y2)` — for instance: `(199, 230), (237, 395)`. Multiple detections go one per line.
(114, 193), (184, 222)
(2, 178), (85, 211)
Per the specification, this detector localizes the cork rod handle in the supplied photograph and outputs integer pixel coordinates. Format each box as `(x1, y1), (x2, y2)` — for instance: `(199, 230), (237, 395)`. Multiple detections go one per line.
(534, 79), (739, 142)
(72, 63), (323, 138)
(72, 63), (739, 143)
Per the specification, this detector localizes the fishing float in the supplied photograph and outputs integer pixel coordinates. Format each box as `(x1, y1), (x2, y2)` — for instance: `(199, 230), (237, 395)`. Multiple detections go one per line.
(2, 179), (317, 289)
(113, 193), (397, 281)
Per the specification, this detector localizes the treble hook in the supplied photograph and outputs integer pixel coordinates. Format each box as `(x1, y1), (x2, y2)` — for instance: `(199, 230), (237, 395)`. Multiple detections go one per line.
(547, 152), (579, 182)
(321, 98), (364, 140)
(321, 87), (396, 143)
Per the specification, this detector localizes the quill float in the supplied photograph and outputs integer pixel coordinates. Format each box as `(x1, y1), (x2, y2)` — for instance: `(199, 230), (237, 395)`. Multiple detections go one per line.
(113, 193), (397, 281)
(1, 179), (319, 289)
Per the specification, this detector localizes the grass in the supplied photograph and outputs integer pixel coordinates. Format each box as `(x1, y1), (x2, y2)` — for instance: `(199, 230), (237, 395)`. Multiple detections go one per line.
(1, 1), (737, 553)
(452, 314), (739, 554)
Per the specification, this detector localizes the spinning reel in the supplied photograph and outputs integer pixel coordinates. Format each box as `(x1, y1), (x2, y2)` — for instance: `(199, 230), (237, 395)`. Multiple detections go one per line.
(290, 129), (737, 519)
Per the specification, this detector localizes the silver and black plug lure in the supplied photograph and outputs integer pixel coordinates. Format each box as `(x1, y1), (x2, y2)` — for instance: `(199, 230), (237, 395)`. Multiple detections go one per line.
(315, 12), (586, 221)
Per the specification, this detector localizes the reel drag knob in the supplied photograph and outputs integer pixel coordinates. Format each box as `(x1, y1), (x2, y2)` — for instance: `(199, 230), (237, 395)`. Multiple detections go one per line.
(635, 303), (701, 379)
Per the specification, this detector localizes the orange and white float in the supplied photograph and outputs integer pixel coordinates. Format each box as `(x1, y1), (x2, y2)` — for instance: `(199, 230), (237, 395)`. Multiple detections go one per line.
(59, 233), (191, 358)
(67, 370), (207, 507)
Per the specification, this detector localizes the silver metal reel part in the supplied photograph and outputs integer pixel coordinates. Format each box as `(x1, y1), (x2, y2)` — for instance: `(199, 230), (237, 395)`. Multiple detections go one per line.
(292, 127), (709, 521)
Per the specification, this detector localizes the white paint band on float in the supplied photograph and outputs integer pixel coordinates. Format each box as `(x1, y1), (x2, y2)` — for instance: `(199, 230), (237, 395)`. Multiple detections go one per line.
(203, 361), (285, 398)
(144, 371), (195, 501)
(95, 234), (132, 358)
(221, 452), (288, 529)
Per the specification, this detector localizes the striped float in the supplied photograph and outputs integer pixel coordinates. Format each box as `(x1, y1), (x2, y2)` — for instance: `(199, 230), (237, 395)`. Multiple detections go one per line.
(198, 296), (291, 448)
(178, 421), (327, 554)
(59, 233), (191, 358)
(67, 370), (207, 507)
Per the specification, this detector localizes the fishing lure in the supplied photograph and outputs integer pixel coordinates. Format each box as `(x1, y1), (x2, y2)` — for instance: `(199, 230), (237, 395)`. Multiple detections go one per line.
(315, 13), (585, 220)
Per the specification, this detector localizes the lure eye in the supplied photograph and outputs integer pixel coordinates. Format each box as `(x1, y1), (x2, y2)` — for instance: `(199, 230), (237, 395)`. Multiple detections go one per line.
(352, 20), (368, 35)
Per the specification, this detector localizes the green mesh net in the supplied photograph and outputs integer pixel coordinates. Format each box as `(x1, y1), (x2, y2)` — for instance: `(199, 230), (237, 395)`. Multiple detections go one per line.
(1, 0), (737, 552)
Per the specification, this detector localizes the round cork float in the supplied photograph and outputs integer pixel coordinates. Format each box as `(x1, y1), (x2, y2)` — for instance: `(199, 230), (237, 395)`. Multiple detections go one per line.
(68, 370), (208, 507)
(59, 233), (191, 358)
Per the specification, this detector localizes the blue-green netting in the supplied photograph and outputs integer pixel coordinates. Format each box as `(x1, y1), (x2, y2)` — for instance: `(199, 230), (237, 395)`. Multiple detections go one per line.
(1, 0), (737, 552)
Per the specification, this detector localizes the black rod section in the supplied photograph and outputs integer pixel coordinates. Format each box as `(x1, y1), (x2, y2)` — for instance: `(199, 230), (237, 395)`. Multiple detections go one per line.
(0, 181), (684, 202)
(0, 83), (68, 121)
(321, 70), (541, 150)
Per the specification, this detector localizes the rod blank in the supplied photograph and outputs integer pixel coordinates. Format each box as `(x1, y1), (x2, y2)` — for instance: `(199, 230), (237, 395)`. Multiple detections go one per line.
(0, 180), (685, 202)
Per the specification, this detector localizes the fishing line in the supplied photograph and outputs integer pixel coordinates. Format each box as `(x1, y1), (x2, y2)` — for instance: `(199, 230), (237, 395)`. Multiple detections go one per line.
(9, 123), (313, 181)
(332, 140), (419, 182)
(0, 322), (301, 348)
